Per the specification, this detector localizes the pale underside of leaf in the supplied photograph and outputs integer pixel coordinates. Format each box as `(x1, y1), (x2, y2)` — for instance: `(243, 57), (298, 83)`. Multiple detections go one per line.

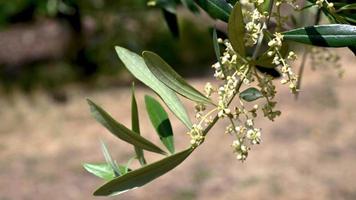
(115, 46), (192, 129)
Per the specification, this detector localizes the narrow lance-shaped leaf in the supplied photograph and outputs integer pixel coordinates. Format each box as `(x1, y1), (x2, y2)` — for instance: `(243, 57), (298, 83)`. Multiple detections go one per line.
(131, 83), (147, 166)
(239, 87), (263, 102)
(83, 163), (128, 181)
(228, 2), (246, 57)
(194, 0), (232, 22)
(94, 148), (194, 196)
(115, 46), (192, 129)
(162, 9), (179, 38)
(145, 95), (175, 154)
(337, 3), (356, 12)
(87, 99), (167, 155)
(143, 51), (212, 105)
(100, 141), (121, 177)
(213, 28), (221, 63)
(282, 24), (356, 47)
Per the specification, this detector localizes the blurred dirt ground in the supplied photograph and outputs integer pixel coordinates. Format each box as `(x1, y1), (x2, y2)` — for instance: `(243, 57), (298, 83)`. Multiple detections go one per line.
(0, 49), (356, 200)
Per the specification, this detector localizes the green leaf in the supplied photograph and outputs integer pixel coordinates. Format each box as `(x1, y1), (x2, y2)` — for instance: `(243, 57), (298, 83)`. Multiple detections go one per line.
(258, 0), (271, 13)
(239, 87), (263, 102)
(100, 141), (121, 177)
(181, 0), (199, 13)
(83, 163), (116, 181)
(162, 9), (180, 38)
(348, 46), (356, 56)
(83, 163), (128, 181)
(131, 83), (147, 166)
(337, 3), (356, 12)
(87, 99), (167, 155)
(145, 95), (175, 154)
(212, 29), (221, 63)
(94, 148), (194, 196)
(194, 0), (232, 22)
(142, 51), (212, 105)
(228, 2), (245, 57)
(155, 0), (177, 13)
(282, 24), (356, 47)
(115, 46), (192, 129)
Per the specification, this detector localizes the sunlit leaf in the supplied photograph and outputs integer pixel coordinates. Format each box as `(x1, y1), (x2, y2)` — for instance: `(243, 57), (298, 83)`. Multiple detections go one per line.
(228, 2), (245, 57)
(145, 95), (175, 154)
(143, 51), (212, 105)
(87, 99), (167, 155)
(282, 24), (356, 47)
(100, 141), (121, 177)
(83, 163), (128, 181)
(131, 83), (147, 166)
(94, 148), (194, 196)
(239, 87), (263, 102)
(115, 46), (192, 128)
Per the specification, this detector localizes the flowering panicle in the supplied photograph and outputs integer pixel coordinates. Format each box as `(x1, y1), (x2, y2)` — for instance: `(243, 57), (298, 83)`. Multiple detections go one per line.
(187, 124), (204, 148)
(244, 9), (265, 47)
(316, 0), (334, 10)
(188, 0), (313, 162)
(267, 32), (298, 93)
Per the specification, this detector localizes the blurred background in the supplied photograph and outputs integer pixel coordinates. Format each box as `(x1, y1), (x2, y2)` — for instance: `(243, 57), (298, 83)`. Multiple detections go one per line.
(0, 0), (356, 199)
(0, 0), (215, 98)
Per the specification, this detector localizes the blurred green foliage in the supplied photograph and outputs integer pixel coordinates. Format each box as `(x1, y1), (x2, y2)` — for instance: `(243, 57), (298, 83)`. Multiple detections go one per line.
(0, 0), (214, 94)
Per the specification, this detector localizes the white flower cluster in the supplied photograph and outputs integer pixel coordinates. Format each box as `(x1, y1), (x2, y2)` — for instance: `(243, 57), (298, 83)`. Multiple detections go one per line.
(267, 32), (298, 93)
(187, 124), (204, 148)
(212, 39), (243, 80)
(316, 0), (334, 9)
(232, 139), (249, 161)
(257, 75), (281, 121)
(244, 9), (265, 47)
(225, 103), (262, 161)
(217, 75), (239, 118)
(228, 117), (262, 161)
(250, 0), (265, 6)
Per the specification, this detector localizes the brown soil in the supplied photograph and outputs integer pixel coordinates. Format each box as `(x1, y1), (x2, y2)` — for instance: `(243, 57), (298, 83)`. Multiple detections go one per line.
(0, 49), (355, 200)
